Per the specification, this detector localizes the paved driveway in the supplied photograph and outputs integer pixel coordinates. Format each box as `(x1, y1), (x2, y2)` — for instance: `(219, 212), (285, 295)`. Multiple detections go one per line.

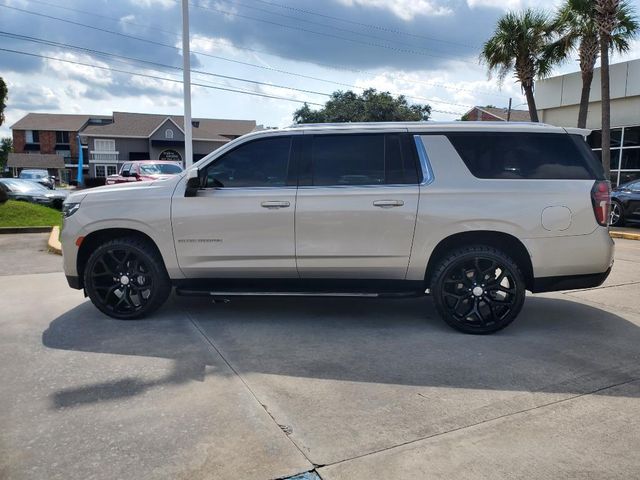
(1, 235), (639, 479)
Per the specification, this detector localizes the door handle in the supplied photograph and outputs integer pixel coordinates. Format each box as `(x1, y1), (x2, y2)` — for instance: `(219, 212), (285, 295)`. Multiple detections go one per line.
(261, 201), (290, 209)
(373, 200), (404, 208)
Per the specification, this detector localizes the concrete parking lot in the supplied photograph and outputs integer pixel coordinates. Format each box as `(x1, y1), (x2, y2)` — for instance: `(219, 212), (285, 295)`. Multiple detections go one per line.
(1, 234), (639, 479)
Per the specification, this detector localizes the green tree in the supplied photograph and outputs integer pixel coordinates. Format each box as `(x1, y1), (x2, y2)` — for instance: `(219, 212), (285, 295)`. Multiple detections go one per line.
(556, 0), (638, 128)
(0, 137), (12, 171)
(481, 9), (563, 123)
(293, 89), (431, 123)
(0, 77), (7, 127)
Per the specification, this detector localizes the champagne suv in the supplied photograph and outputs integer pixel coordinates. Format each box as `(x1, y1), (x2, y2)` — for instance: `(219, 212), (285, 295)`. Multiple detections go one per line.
(61, 122), (614, 334)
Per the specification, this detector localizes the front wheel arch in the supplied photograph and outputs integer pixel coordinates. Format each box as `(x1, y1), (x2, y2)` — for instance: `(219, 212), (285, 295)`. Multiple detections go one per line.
(77, 228), (167, 289)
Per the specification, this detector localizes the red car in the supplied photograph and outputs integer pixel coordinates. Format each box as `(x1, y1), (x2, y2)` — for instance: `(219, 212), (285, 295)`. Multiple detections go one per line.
(106, 161), (183, 185)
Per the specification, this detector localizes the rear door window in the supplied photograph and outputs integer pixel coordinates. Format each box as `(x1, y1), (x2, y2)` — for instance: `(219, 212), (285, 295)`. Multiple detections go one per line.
(447, 132), (602, 180)
(308, 134), (419, 186)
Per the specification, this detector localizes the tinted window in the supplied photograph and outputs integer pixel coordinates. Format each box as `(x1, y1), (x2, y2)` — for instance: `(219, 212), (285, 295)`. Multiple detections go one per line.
(205, 136), (291, 188)
(311, 134), (384, 186)
(121, 163), (132, 175)
(447, 132), (601, 180)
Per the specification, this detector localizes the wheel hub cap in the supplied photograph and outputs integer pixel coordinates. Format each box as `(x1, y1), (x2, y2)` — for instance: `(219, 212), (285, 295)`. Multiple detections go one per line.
(120, 275), (130, 286)
(472, 286), (484, 297)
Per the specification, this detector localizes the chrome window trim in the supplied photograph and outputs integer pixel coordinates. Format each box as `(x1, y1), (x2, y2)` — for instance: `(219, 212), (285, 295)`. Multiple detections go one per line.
(413, 135), (434, 186)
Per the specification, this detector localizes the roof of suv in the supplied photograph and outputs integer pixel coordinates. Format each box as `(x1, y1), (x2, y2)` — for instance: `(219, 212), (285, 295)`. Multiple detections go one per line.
(281, 121), (589, 136)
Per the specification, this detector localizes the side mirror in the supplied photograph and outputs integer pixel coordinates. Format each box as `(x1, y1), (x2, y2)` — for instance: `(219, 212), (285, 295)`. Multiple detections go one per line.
(185, 170), (202, 197)
(121, 170), (130, 178)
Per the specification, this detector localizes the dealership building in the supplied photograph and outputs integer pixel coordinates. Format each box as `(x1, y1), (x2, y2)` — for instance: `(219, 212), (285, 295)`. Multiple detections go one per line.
(536, 58), (640, 186)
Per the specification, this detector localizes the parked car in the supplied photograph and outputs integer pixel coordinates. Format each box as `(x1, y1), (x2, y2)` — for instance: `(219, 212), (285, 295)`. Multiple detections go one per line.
(610, 179), (640, 227)
(0, 178), (68, 209)
(61, 122), (614, 334)
(19, 169), (55, 189)
(106, 161), (183, 185)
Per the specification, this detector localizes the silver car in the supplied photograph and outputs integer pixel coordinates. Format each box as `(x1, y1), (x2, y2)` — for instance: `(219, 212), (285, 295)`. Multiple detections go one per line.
(0, 178), (68, 209)
(61, 122), (614, 334)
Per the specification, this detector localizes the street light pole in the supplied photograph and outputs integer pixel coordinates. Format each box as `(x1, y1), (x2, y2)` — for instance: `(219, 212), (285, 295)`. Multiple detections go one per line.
(182, 0), (193, 168)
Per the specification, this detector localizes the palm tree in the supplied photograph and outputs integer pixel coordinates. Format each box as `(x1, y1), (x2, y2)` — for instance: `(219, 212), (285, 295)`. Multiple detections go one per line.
(556, 0), (638, 129)
(595, 0), (638, 178)
(481, 9), (561, 123)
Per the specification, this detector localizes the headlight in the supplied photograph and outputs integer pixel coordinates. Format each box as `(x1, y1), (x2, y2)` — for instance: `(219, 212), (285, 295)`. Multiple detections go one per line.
(62, 202), (80, 218)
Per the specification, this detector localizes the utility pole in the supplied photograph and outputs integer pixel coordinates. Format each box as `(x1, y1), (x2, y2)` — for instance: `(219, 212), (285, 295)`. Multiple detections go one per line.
(507, 97), (512, 122)
(182, 0), (193, 168)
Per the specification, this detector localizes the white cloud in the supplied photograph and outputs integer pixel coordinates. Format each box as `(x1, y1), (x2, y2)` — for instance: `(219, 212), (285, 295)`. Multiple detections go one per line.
(467, 0), (561, 10)
(44, 52), (113, 87)
(337, 0), (452, 21)
(133, 0), (175, 8)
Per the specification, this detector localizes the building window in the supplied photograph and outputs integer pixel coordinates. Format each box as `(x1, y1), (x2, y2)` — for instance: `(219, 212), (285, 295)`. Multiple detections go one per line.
(165, 128), (174, 139)
(588, 126), (640, 186)
(56, 131), (70, 144)
(25, 130), (40, 144)
(94, 165), (117, 177)
(94, 139), (115, 151)
(91, 139), (118, 162)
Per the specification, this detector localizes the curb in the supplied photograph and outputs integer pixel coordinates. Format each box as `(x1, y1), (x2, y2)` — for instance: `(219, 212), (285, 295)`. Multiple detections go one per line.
(47, 226), (62, 255)
(610, 230), (640, 241)
(0, 226), (54, 234)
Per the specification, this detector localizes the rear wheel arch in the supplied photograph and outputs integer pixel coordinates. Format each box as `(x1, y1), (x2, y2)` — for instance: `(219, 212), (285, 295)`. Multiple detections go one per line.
(77, 228), (166, 288)
(425, 231), (534, 290)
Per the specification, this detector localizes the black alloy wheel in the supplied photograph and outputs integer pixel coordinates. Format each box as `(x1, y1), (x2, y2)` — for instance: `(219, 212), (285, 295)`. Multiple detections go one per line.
(431, 245), (526, 334)
(84, 238), (171, 319)
(609, 201), (624, 227)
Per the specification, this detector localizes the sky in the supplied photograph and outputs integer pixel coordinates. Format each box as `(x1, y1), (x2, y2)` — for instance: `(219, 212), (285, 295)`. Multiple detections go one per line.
(1, 0), (640, 137)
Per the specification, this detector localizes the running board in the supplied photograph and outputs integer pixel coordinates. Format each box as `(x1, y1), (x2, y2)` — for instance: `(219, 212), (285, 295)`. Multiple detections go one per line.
(175, 289), (421, 299)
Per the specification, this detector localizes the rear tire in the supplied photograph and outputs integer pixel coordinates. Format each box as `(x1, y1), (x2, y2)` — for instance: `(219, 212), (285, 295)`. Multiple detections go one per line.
(84, 237), (171, 320)
(430, 245), (526, 334)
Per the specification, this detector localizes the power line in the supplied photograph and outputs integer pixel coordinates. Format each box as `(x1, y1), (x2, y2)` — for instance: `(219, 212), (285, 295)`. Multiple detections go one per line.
(0, 34), (467, 115)
(0, 31), (331, 98)
(15, 0), (510, 99)
(248, 0), (479, 49)
(181, 0), (479, 65)
(193, 0), (472, 56)
(0, 47), (326, 106)
(0, 6), (474, 110)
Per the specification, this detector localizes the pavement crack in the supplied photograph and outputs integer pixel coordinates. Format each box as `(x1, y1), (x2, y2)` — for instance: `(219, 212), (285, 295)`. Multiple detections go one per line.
(319, 376), (640, 470)
(185, 311), (314, 465)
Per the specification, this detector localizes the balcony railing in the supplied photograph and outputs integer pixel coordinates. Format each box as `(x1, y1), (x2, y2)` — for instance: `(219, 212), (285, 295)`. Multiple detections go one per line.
(89, 151), (119, 162)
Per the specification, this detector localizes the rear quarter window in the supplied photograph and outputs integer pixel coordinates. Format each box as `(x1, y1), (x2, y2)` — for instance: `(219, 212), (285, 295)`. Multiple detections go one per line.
(446, 132), (602, 180)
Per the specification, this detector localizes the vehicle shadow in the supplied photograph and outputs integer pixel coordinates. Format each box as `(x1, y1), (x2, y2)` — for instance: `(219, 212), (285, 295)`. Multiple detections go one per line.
(43, 293), (640, 408)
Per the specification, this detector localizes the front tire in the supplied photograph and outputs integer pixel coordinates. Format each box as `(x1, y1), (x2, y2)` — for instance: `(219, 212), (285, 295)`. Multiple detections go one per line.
(430, 245), (526, 334)
(84, 237), (171, 320)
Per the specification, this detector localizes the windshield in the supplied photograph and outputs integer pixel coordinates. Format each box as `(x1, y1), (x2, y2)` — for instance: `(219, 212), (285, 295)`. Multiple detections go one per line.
(139, 163), (182, 175)
(1, 179), (47, 193)
(19, 171), (47, 179)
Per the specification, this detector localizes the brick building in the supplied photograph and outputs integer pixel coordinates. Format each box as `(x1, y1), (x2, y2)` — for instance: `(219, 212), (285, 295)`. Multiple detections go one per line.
(9, 112), (257, 182)
(8, 113), (109, 182)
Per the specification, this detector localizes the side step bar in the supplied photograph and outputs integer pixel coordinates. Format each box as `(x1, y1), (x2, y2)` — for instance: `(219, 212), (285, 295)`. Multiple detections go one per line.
(175, 289), (422, 299)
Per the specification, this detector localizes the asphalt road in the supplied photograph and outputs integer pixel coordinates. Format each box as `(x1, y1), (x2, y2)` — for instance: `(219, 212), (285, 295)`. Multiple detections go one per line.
(1, 235), (639, 479)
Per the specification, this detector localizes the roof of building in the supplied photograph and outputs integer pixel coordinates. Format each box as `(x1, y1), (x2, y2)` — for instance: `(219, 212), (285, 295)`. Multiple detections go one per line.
(463, 106), (532, 122)
(7, 153), (65, 169)
(80, 112), (257, 141)
(10, 113), (109, 132)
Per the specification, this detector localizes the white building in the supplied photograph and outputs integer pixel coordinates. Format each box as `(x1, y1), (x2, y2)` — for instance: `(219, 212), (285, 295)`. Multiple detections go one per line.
(536, 59), (640, 186)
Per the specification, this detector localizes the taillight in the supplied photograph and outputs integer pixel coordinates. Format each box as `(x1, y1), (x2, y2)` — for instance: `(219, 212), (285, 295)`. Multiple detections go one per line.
(591, 180), (610, 226)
